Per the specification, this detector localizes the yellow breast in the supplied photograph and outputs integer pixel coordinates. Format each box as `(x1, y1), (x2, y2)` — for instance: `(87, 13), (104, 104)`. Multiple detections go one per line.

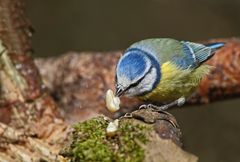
(139, 62), (211, 102)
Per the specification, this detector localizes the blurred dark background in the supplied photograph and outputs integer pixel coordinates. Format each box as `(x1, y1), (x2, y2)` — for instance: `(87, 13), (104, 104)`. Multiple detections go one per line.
(26, 1), (240, 162)
(26, 0), (240, 57)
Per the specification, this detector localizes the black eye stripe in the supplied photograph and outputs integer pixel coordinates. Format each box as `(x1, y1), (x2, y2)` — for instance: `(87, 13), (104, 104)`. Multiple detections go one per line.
(127, 65), (153, 90)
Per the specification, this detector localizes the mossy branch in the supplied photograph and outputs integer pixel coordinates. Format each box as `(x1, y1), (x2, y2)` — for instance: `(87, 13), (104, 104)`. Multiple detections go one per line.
(60, 109), (198, 162)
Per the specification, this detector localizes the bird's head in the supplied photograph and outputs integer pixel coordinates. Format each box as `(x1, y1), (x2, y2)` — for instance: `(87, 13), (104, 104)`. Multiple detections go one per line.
(115, 48), (161, 97)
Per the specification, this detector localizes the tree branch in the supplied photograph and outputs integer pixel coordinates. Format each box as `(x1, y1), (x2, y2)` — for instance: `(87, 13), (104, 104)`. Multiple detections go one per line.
(35, 38), (240, 121)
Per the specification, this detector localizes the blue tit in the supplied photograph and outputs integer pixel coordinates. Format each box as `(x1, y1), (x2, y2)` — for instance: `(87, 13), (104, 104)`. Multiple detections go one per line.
(115, 38), (224, 111)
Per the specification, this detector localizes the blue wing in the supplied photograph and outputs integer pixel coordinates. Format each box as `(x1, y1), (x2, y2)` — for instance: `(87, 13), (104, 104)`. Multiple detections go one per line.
(172, 41), (224, 69)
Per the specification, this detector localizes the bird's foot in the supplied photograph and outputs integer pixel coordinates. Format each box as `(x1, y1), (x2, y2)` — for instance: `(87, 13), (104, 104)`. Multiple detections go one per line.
(138, 97), (186, 112)
(139, 103), (172, 112)
(137, 104), (178, 128)
(138, 104), (169, 116)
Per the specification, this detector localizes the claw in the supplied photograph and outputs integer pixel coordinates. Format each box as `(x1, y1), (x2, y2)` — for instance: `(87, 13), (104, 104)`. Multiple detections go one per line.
(139, 104), (147, 110)
(124, 113), (133, 118)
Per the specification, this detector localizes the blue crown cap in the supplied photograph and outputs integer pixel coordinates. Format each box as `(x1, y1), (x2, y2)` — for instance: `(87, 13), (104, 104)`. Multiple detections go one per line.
(117, 50), (148, 81)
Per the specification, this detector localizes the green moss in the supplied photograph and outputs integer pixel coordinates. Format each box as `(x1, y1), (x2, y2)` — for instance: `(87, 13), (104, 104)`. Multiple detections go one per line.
(117, 120), (149, 162)
(61, 116), (151, 162)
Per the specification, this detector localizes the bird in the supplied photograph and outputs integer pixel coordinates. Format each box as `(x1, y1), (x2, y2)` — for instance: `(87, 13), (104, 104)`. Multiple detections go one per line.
(115, 38), (225, 111)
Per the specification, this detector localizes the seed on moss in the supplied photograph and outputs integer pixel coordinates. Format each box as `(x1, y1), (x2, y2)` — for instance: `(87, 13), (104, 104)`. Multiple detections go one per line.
(106, 119), (119, 137)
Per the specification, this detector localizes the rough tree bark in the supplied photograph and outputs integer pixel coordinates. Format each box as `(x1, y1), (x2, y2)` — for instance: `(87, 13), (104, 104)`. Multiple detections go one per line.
(0, 0), (68, 161)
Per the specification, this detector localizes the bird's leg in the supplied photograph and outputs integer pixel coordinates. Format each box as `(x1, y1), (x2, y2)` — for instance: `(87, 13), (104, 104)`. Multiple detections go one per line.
(139, 97), (186, 112)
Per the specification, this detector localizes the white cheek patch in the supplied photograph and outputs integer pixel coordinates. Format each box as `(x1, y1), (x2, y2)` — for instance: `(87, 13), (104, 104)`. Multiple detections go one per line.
(140, 67), (157, 91)
(125, 67), (157, 96)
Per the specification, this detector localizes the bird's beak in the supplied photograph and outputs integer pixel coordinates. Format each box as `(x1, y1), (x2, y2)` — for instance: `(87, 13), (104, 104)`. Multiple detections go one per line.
(115, 87), (125, 97)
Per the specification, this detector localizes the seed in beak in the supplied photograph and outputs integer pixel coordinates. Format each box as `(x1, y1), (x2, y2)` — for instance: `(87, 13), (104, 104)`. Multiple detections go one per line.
(106, 89), (121, 112)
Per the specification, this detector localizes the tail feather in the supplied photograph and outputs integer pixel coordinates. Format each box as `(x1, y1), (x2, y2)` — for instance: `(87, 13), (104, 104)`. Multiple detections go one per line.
(182, 41), (225, 66)
(195, 47), (212, 63)
(205, 42), (225, 51)
(198, 42), (225, 63)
